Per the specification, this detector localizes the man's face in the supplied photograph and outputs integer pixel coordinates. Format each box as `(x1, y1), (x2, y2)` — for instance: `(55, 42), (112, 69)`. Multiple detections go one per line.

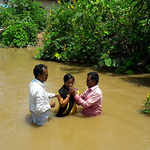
(86, 75), (96, 88)
(38, 67), (48, 82)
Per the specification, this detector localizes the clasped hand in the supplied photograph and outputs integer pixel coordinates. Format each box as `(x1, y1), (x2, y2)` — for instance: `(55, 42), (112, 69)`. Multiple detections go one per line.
(69, 85), (77, 96)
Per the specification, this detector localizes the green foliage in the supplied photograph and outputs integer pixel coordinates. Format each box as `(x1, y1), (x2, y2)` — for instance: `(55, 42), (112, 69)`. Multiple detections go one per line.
(9, 0), (48, 31)
(58, 0), (76, 5)
(142, 94), (150, 114)
(0, 4), (11, 28)
(1, 20), (37, 47)
(33, 0), (150, 73)
(131, 0), (150, 16)
(0, 0), (48, 47)
(35, 0), (112, 65)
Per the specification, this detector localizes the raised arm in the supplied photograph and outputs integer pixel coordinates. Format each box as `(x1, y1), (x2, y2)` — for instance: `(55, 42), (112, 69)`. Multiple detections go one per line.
(57, 93), (71, 107)
(74, 92), (101, 108)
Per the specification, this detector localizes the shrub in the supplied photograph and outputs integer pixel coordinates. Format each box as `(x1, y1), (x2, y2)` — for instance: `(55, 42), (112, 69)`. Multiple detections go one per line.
(34, 0), (150, 74)
(9, 0), (48, 31)
(1, 19), (37, 47)
(35, 0), (110, 64)
(142, 94), (150, 114)
(0, 0), (48, 47)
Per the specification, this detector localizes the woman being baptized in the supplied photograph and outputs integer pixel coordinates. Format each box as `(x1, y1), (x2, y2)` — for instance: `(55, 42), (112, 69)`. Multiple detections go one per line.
(56, 74), (79, 117)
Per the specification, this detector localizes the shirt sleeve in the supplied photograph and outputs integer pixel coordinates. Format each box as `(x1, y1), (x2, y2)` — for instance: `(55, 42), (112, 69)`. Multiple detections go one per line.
(47, 92), (55, 99)
(35, 91), (50, 113)
(74, 92), (101, 108)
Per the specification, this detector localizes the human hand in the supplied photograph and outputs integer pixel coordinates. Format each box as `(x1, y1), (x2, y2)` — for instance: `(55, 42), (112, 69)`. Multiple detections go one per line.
(55, 94), (59, 97)
(50, 100), (55, 108)
(69, 86), (77, 96)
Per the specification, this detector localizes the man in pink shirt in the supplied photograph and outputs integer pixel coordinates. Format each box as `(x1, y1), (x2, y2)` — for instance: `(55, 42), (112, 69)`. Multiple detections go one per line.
(70, 72), (102, 116)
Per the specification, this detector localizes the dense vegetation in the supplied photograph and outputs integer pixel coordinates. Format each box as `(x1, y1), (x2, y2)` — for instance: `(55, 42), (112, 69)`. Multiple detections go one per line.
(0, 0), (48, 47)
(0, 0), (150, 74)
(35, 0), (150, 74)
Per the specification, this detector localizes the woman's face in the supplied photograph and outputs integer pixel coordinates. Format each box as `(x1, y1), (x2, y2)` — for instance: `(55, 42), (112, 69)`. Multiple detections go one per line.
(64, 78), (74, 89)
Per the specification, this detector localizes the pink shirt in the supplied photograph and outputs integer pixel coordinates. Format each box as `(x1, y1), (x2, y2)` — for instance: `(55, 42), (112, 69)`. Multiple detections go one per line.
(74, 85), (102, 116)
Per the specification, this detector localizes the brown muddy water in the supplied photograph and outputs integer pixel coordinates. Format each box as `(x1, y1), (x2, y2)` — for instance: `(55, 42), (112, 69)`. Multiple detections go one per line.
(0, 46), (150, 150)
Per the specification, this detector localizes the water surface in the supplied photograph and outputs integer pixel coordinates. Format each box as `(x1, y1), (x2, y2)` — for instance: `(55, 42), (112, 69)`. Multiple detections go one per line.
(0, 47), (150, 150)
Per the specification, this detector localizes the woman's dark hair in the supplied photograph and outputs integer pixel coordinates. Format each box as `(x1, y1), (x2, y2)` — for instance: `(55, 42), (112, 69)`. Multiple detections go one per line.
(33, 64), (47, 78)
(87, 72), (99, 84)
(63, 74), (74, 82)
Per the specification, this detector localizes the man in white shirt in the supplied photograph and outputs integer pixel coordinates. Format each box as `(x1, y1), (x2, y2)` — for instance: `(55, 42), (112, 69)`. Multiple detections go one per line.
(29, 64), (57, 125)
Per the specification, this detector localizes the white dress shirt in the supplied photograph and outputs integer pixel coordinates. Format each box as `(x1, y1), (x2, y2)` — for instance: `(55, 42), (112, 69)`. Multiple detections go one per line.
(29, 78), (55, 125)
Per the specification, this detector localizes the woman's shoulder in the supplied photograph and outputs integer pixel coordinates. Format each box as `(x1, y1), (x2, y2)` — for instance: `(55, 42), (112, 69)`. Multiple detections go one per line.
(59, 85), (65, 91)
(59, 85), (68, 96)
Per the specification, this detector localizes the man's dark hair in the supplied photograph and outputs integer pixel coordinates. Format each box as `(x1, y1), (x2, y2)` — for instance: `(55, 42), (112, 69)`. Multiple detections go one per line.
(63, 74), (74, 82)
(87, 72), (99, 84)
(33, 64), (47, 78)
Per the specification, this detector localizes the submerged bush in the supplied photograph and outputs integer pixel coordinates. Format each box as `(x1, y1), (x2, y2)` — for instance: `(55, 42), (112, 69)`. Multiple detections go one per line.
(142, 94), (150, 114)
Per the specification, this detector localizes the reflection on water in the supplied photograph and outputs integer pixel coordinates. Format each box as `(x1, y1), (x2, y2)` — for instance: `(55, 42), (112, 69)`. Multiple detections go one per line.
(122, 75), (150, 87)
(0, 47), (150, 150)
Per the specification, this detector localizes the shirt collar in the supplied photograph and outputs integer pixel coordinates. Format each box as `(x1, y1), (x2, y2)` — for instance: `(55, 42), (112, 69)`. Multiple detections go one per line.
(34, 78), (44, 88)
(89, 84), (98, 91)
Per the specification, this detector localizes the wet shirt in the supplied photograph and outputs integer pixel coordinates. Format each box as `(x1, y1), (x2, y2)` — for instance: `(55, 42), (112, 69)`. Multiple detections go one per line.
(74, 85), (102, 116)
(29, 78), (55, 125)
